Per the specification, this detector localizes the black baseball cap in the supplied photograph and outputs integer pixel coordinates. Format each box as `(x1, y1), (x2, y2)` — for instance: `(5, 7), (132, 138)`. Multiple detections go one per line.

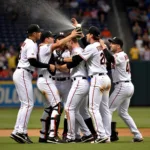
(40, 31), (54, 42)
(88, 26), (100, 37)
(108, 37), (123, 48)
(27, 24), (42, 34)
(55, 32), (65, 40)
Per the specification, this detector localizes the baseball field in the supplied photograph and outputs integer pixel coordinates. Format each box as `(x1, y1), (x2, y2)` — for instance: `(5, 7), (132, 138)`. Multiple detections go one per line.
(0, 107), (150, 150)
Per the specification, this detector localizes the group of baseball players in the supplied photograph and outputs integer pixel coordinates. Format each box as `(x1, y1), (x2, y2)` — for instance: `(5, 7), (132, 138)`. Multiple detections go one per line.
(10, 18), (143, 144)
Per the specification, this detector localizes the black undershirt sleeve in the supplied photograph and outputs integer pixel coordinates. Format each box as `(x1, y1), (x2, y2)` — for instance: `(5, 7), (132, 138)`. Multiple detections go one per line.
(103, 48), (115, 63)
(48, 53), (56, 75)
(66, 55), (83, 69)
(49, 53), (55, 65)
(28, 58), (49, 68)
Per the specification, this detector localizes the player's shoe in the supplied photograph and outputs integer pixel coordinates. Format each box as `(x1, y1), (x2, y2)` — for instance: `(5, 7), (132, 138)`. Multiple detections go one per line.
(39, 137), (47, 143)
(111, 131), (119, 142)
(75, 138), (82, 143)
(64, 138), (76, 143)
(92, 137), (108, 143)
(105, 137), (111, 143)
(16, 133), (33, 144)
(62, 134), (67, 141)
(133, 138), (144, 142)
(47, 136), (64, 144)
(81, 134), (93, 143)
(10, 133), (25, 143)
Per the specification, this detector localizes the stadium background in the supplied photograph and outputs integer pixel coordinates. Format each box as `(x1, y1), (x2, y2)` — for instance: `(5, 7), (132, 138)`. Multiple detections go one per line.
(0, 0), (150, 150)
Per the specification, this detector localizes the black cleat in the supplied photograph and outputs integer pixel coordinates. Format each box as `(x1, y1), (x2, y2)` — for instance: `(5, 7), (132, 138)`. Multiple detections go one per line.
(133, 138), (143, 142)
(64, 138), (76, 143)
(10, 133), (25, 143)
(111, 131), (119, 142)
(62, 134), (67, 141)
(16, 133), (33, 144)
(47, 136), (64, 144)
(39, 137), (47, 143)
(75, 138), (82, 143)
(93, 137), (108, 143)
(81, 134), (93, 143)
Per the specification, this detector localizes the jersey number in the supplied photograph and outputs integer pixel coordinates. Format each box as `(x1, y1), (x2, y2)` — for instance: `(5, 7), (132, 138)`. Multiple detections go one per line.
(18, 42), (26, 60)
(126, 62), (130, 73)
(100, 53), (106, 65)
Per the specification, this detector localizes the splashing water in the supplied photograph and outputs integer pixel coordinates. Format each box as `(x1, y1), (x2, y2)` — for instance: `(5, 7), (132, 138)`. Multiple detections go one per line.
(3, 0), (76, 32)
(30, 0), (75, 32)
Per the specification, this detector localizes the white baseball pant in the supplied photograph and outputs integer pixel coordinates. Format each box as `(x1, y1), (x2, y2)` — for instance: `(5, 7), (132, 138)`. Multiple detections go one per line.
(89, 74), (111, 139)
(109, 82), (143, 139)
(65, 78), (91, 140)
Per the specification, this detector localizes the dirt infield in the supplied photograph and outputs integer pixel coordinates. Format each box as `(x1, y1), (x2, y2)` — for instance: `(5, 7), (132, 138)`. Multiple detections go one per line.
(0, 128), (150, 137)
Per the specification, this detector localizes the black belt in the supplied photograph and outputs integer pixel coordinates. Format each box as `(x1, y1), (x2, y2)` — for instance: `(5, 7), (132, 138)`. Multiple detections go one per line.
(39, 74), (52, 79)
(90, 73), (105, 78)
(54, 77), (70, 81)
(115, 81), (130, 85)
(72, 77), (87, 81)
(17, 67), (33, 74)
(39, 75), (70, 81)
(38, 74), (50, 78)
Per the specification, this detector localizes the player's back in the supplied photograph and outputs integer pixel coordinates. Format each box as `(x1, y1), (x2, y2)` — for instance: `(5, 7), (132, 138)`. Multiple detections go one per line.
(80, 42), (107, 76)
(18, 38), (38, 71)
(112, 51), (131, 83)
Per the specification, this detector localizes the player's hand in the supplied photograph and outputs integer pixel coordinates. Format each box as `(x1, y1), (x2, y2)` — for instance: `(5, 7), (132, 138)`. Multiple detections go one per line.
(71, 29), (82, 38)
(71, 18), (78, 27)
(49, 64), (55, 72)
(55, 57), (64, 65)
(55, 64), (60, 70)
(47, 64), (56, 75)
(99, 39), (107, 50)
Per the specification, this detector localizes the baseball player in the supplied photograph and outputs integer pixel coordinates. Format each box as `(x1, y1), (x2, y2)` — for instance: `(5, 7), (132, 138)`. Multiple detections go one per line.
(56, 37), (93, 143)
(54, 32), (96, 141)
(100, 37), (143, 142)
(52, 32), (72, 139)
(57, 26), (111, 143)
(10, 24), (55, 144)
(37, 30), (82, 144)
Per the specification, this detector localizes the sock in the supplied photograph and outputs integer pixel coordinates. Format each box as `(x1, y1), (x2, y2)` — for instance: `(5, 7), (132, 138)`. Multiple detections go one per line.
(84, 117), (96, 135)
(62, 118), (68, 136)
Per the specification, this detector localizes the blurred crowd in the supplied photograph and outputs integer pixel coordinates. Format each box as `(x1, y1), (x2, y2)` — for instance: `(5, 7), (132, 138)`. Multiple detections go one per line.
(128, 0), (150, 61)
(0, 43), (19, 79)
(0, 0), (111, 80)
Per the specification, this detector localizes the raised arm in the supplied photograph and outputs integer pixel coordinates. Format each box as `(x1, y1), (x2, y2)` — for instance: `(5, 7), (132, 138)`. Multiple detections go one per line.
(51, 30), (82, 52)
(99, 39), (115, 64)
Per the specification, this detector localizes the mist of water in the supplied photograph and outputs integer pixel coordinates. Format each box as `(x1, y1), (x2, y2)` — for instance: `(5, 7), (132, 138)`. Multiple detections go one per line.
(4, 0), (77, 33)
(30, 0), (75, 32)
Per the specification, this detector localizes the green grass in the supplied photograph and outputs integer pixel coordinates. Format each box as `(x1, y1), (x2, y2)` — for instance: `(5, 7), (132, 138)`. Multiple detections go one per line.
(0, 137), (150, 150)
(0, 107), (150, 129)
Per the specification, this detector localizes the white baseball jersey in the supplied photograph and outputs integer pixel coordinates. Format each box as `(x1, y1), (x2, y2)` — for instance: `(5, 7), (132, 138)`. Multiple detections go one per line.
(109, 51), (143, 140)
(70, 47), (88, 78)
(12, 38), (38, 134)
(53, 49), (70, 78)
(37, 44), (52, 77)
(79, 42), (107, 76)
(112, 51), (131, 83)
(18, 38), (38, 71)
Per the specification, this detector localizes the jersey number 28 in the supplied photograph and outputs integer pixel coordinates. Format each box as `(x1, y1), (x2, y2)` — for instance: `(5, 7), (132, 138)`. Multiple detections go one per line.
(100, 53), (106, 65)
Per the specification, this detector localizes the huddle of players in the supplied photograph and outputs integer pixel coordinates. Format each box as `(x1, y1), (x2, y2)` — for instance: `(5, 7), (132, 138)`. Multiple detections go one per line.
(10, 18), (143, 144)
